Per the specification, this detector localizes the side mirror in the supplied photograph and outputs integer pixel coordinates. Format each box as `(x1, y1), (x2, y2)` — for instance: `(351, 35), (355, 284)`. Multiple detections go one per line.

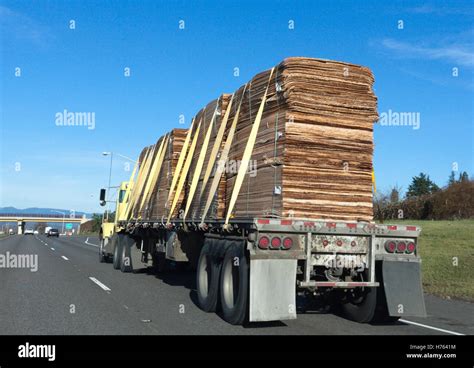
(99, 189), (106, 206)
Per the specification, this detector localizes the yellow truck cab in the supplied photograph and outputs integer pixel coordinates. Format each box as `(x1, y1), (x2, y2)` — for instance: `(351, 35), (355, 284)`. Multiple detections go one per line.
(99, 180), (132, 262)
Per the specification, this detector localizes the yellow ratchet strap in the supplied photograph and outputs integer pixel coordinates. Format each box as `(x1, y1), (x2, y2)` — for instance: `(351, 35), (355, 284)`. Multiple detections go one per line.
(166, 118), (195, 211)
(124, 147), (153, 219)
(129, 144), (157, 218)
(200, 85), (247, 224)
(199, 94), (234, 200)
(372, 169), (376, 193)
(225, 68), (275, 225)
(183, 101), (221, 221)
(139, 134), (169, 215)
(166, 118), (203, 224)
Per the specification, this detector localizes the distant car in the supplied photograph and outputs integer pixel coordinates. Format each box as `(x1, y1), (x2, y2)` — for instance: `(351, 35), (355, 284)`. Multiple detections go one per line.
(24, 229), (34, 235)
(47, 228), (59, 237)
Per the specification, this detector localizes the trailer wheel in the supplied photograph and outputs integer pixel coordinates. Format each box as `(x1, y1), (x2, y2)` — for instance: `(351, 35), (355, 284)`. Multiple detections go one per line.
(120, 235), (133, 273)
(341, 272), (376, 323)
(112, 235), (123, 270)
(196, 242), (221, 312)
(99, 238), (107, 263)
(219, 243), (249, 325)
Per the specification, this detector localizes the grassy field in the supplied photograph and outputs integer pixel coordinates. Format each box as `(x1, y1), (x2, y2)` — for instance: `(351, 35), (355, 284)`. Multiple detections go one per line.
(387, 220), (474, 301)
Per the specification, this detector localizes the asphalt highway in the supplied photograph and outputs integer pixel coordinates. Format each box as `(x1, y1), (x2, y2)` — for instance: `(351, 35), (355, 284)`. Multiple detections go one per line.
(0, 234), (472, 335)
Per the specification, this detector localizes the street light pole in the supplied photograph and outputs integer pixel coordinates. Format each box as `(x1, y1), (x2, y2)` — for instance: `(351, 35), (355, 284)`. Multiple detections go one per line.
(107, 152), (113, 194)
(102, 152), (114, 221)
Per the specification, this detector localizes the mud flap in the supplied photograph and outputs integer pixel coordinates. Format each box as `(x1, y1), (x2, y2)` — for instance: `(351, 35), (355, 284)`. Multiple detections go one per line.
(249, 259), (297, 322)
(382, 259), (426, 317)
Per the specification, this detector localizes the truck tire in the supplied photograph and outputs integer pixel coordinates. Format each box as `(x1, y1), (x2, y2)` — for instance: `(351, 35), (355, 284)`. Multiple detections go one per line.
(219, 243), (249, 325)
(112, 235), (123, 270)
(99, 239), (107, 263)
(341, 272), (376, 323)
(120, 235), (133, 273)
(196, 242), (221, 312)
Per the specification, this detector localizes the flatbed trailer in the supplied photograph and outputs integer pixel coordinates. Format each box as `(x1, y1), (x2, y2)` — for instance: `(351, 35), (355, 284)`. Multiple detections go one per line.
(98, 57), (426, 325)
(99, 187), (426, 325)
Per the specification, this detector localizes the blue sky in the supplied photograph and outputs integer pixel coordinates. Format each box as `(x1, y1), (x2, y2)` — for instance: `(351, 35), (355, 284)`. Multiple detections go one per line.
(1, 0), (473, 214)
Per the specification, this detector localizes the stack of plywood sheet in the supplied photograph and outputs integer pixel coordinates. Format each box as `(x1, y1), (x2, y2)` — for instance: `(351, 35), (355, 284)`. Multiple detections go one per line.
(224, 57), (378, 221)
(144, 128), (188, 220)
(184, 95), (231, 220)
(131, 144), (156, 219)
(134, 57), (378, 223)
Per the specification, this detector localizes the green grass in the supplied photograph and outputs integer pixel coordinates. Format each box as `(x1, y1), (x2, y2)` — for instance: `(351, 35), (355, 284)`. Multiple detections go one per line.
(385, 219), (474, 301)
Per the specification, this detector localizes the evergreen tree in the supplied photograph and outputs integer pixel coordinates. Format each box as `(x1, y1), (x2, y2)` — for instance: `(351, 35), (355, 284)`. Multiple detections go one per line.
(448, 171), (456, 186)
(459, 171), (469, 182)
(406, 173), (439, 198)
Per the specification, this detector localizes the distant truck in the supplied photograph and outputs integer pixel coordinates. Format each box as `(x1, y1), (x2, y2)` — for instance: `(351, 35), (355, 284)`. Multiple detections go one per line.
(45, 227), (52, 235)
(47, 228), (59, 237)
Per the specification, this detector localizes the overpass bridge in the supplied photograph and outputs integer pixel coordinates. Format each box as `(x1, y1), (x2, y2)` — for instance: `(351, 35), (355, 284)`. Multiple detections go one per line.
(0, 213), (91, 234)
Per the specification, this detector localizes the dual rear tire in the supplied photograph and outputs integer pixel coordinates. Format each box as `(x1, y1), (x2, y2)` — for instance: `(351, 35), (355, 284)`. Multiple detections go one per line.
(99, 238), (108, 263)
(112, 235), (122, 270)
(196, 241), (249, 325)
(341, 268), (400, 324)
(112, 234), (134, 272)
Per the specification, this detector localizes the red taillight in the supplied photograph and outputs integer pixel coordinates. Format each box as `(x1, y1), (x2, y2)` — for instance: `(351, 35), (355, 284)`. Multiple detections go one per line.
(270, 236), (281, 249)
(282, 237), (293, 249)
(258, 236), (269, 249)
(397, 241), (407, 253)
(385, 240), (396, 253)
(406, 242), (416, 253)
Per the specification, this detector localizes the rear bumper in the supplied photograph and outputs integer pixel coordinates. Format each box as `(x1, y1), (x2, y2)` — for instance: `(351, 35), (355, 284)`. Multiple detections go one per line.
(299, 281), (379, 288)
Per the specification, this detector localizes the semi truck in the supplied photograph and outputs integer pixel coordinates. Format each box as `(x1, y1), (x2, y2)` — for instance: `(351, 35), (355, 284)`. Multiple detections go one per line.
(98, 58), (426, 326)
(98, 170), (426, 326)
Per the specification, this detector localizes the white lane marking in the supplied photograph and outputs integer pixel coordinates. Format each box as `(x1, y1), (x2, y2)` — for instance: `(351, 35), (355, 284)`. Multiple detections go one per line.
(89, 277), (111, 291)
(85, 237), (99, 247)
(50, 247), (55, 251)
(400, 319), (464, 336)
(61, 255), (69, 261)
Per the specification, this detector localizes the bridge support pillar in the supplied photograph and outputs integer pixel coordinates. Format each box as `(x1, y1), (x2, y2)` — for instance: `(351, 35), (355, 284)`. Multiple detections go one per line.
(17, 221), (25, 235)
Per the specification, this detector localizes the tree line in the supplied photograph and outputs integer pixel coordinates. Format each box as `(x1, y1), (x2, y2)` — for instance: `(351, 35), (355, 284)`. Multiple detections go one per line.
(374, 171), (473, 221)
